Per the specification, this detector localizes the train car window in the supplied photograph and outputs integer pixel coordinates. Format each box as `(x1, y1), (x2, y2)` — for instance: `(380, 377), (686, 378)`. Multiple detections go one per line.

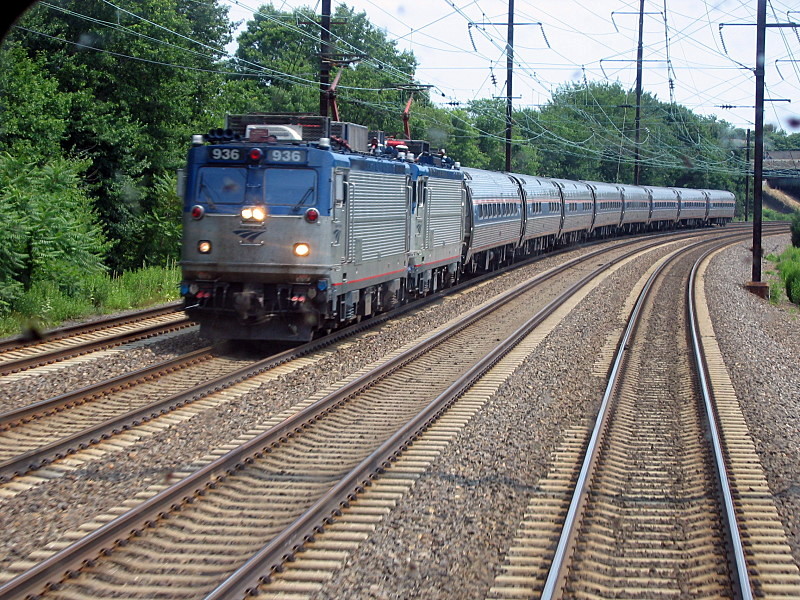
(197, 167), (248, 205)
(263, 169), (317, 207)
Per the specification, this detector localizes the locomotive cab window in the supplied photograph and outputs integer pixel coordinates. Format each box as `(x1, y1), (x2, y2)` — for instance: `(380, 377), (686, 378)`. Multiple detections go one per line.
(197, 167), (248, 205)
(262, 168), (317, 207)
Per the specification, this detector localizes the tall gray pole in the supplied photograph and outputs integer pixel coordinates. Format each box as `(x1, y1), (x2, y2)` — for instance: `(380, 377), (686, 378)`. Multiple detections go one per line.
(633, 0), (644, 185)
(751, 0), (766, 286)
(505, 0), (514, 173)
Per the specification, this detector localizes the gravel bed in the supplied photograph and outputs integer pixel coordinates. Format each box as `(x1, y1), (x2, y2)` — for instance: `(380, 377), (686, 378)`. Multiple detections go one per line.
(705, 233), (800, 565)
(0, 237), (648, 573)
(0, 232), (750, 588)
(310, 233), (800, 599)
(312, 242), (685, 599)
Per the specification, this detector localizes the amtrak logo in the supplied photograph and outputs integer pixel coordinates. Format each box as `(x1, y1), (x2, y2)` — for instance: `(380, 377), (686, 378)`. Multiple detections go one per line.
(234, 229), (266, 242)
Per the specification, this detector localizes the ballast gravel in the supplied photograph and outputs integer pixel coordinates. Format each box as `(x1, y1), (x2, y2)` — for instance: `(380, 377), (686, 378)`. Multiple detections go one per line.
(0, 232), (797, 597)
(0, 238), (634, 572)
(705, 234), (800, 566)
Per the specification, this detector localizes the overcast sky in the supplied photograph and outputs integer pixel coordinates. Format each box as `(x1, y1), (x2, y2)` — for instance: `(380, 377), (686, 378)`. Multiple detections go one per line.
(225, 0), (800, 132)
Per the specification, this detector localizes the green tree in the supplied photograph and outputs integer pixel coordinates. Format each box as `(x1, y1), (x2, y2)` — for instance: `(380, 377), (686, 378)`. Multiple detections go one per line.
(232, 3), (419, 135)
(0, 153), (109, 309)
(7, 0), (234, 271)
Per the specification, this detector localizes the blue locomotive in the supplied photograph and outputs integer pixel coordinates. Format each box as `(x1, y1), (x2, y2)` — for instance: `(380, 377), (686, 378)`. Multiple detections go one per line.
(180, 114), (735, 342)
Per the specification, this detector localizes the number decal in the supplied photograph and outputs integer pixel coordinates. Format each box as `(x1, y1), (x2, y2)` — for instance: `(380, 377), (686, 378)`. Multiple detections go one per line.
(210, 148), (242, 161)
(268, 149), (306, 163)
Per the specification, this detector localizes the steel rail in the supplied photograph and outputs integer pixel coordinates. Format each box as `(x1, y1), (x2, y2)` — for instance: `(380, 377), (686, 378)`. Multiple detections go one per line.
(0, 233), (675, 485)
(206, 226), (783, 600)
(0, 347), (214, 429)
(202, 251), (620, 600)
(0, 317), (194, 376)
(688, 246), (754, 600)
(539, 231), (758, 600)
(0, 227), (770, 600)
(0, 301), (183, 352)
(0, 231), (672, 600)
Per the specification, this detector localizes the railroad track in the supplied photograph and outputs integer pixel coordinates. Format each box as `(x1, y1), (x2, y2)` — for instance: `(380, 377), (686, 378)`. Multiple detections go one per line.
(0, 303), (193, 376)
(488, 230), (800, 599)
(0, 225), (755, 380)
(0, 227), (732, 491)
(0, 227), (768, 600)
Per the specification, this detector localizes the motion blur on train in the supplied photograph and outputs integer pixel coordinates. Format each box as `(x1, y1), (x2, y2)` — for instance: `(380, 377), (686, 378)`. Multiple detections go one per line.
(179, 113), (735, 342)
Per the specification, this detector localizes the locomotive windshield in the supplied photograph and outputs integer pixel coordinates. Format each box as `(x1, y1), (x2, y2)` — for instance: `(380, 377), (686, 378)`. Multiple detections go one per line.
(197, 167), (247, 205)
(194, 167), (317, 209)
(262, 168), (317, 208)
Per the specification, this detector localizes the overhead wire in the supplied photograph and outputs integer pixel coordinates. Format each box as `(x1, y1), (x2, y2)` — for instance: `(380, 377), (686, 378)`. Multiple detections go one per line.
(14, 0), (786, 177)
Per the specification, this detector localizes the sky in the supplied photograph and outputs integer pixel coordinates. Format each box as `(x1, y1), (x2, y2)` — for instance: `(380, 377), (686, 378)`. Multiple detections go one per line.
(223, 0), (800, 132)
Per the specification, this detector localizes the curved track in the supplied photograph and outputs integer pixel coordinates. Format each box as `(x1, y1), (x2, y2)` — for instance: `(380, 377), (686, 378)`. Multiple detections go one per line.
(488, 230), (800, 599)
(0, 232), (698, 600)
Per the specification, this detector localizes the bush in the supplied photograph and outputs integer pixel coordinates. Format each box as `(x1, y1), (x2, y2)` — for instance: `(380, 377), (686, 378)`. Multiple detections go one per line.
(0, 265), (181, 338)
(776, 246), (800, 305)
(791, 212), (800, 248)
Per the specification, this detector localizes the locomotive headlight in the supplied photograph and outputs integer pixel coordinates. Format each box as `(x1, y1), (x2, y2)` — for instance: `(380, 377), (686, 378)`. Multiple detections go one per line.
(241, 206), (267, 222)
(293, 242), (311, 257)
(198, 240), (212, 254)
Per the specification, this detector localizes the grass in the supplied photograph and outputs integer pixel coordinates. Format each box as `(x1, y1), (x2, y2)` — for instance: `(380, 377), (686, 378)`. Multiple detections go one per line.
(762, 207), (796, 222)
(0, 265), (182, 338)
(767, 246), (800, 307)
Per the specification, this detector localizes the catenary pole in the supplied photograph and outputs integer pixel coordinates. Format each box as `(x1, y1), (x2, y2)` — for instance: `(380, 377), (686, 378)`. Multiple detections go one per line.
(751, 0), (766, 286)
(505, 0), (514, 173)
(319, 0), (331, 117)
(633, 0), (644, 185)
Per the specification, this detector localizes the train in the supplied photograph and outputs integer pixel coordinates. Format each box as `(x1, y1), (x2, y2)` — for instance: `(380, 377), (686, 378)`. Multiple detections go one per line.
(179, 114), (736, 342)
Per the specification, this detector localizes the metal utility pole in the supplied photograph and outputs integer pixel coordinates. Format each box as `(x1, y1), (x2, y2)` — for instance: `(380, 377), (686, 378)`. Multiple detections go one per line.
(319, 0), (331, 117)
(633, 0), (645, 185)
(476, 4), (546, 173)
(744, 128), (751, 222)
(749, 0), (766, 293)
(505, 0), (514, 173)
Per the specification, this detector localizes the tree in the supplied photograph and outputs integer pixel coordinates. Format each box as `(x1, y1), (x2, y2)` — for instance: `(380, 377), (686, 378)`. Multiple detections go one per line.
(7, 0), (234, 270)
(0, 152), (109, 310)
(232, 3), (419, 135)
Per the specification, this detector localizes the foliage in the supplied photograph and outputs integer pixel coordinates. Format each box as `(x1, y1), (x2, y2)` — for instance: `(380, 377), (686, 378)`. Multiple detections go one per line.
(232, 3), (418, 135)
(762, 207), (796, 222)
(775, 246), (800, 305)
(0, 152), (109, 312)
(525, 81), (740, 193)
(6, 0), (234, 271)
(0, 265), (181, 337)
(791, 212), (800, 248)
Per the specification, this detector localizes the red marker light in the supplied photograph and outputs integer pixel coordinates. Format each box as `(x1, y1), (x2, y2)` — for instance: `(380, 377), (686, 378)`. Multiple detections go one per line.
(191, 205), (205, 220)
(248, 148), (264, 161)
(304, 208), (319, 223)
